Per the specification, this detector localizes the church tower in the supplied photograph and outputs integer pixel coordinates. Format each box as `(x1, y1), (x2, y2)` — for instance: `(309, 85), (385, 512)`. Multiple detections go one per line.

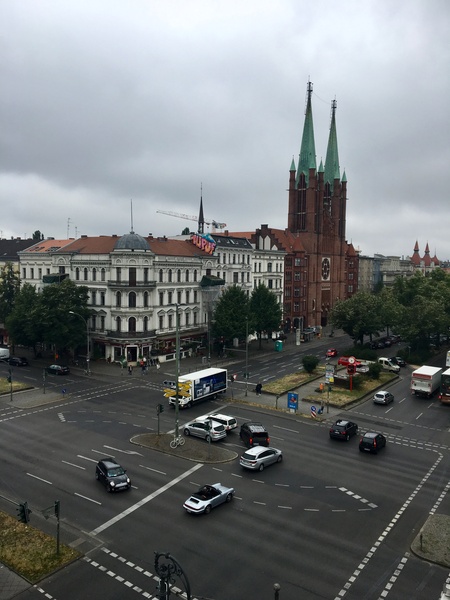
(285, 81), (356, 330)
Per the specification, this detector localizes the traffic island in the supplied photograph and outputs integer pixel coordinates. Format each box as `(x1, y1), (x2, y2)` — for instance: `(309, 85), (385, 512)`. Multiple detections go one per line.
(131, 433), (238, 464)
(410, 514), (450, 568)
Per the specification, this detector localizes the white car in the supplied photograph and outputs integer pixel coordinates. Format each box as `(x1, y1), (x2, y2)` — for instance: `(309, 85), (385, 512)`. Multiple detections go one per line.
(207, 413), (237, 432)
(240, 446), (283, 471)
(183, 483), (234, 514)
(183, 418), (227, 442)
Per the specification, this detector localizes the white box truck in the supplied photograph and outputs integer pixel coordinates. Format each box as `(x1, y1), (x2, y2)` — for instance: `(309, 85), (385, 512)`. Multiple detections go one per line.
(0, 347), (10, 361)
(168, 367), (228, 409)
(410, 366), (442, 398)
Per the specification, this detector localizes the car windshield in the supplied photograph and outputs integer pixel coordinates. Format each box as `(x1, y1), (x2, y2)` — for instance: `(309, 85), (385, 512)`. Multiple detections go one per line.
(107, 467), (125, 477)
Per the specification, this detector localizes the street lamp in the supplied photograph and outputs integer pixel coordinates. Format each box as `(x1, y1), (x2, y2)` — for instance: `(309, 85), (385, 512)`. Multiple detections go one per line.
(174, 304), (180, 439)
(245, 316), (249, 397)
(69, 311), (90, 375)
(273, 583), (281, 599)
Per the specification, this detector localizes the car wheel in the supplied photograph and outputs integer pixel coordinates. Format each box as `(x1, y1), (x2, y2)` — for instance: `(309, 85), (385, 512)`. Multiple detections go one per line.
(226, 493), (233, 503)
(258, 463), (265, 472)
(277, 455), (282, 463)
(205, 434), (211, 443)
(346, 434), (350, 441)
(359, 447), (364, 452)
(184, 428), (190, 436)
(95, 471), (99, 480)
(107, 484), (113, 492)
(204, 504), (211, 514)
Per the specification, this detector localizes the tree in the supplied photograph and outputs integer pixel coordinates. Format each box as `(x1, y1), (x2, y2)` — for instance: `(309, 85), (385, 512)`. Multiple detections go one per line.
(302, 355), (319, 373)
(0, 263), (20, 323)
(5, 283), (40, 352)
(181, 227), (190, 235)
(249, 284), (282, 349)
(32, 230), (44, 241)
(330, 291), (383, 344)
(212, 286), (249, 345)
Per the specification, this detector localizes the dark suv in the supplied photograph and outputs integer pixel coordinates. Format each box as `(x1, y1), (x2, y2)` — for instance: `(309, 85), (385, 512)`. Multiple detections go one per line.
(239, 422), (270, 448)
(359, 432), (386, 454)
(8, 356), (29, 367)
(95, 457), (131, 492)
(329, 419), (358, 441)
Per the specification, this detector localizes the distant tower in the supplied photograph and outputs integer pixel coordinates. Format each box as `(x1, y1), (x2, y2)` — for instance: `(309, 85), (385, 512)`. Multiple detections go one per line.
(198, 184), (205, 234)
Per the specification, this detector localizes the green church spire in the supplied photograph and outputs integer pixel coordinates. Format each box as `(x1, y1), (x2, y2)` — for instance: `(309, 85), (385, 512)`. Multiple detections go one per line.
(296, 81), (316, 186)
(324, 99), (340, 184)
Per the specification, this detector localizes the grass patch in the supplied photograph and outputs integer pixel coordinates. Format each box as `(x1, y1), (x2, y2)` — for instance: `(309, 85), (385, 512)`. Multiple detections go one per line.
(263, 368), (325, 395)
(0, 378), (30, 395)
(0, 511), (81, 583)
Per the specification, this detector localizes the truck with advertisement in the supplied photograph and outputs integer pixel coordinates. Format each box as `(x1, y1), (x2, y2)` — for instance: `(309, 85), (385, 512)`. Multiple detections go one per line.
(168, 367), (227, 409)
(410, 365), (443, 398)
(438, 367), (450, 405)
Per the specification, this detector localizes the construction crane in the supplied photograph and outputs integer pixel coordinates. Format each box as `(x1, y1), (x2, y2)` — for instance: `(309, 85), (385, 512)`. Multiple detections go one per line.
(156, 210), (226, 231)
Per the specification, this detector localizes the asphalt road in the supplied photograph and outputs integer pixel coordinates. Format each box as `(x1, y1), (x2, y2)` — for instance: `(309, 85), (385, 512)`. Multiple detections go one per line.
(0, 338), (449, 599)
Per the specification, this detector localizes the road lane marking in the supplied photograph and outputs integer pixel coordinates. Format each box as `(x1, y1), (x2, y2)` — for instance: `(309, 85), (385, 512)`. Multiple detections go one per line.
(75, 493), (102, 505)
(26, 473), (52, 485)
(139, 465), (166, 475)
(62, 460), (85, 470)
(91, 463), (203, 536)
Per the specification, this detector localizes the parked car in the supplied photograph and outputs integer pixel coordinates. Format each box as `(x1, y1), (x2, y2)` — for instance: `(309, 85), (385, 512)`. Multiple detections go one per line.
(95, 457), (131, 492)
(326, 348), (338, 358)
(373, 391), (394, 405)
(8, 356), (29, 367)
(240, 446), (282, 471)
(239, 422), (270, 448)
(391, 356), (406, 367)
(329, 419), (358, 441)
(183, 483), (234, 514)
(46, 364), (70, 375)
(183, 418), (227, 442)
(208, 413), (237, 432)
(359, 432), (387, 454)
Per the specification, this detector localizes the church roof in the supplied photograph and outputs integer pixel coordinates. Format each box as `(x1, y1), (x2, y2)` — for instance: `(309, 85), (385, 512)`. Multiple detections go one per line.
(323, 99), (340, 184)
(296, 81), (316, 186)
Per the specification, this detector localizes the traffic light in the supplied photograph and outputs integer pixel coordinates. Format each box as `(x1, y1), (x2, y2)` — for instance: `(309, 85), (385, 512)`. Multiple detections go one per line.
(157, 403), (164, 414)
(17, 501), (30, 524)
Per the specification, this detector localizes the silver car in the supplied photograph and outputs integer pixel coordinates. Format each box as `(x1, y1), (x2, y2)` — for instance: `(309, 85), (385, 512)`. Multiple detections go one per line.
(183, 483), (235, 514)
(240, 446), (283, 471)
(183, 418), (226, 442)
(373, 391), (394, 405)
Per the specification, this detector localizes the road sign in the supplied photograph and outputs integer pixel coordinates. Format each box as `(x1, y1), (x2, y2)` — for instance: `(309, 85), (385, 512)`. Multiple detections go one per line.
(287, 392), (298, 411)
(348, 356), (356, 364)
(311, 405), (317, 419)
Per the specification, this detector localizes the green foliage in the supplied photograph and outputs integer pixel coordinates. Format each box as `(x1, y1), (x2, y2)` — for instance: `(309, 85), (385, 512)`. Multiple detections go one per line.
(212, 286), (249, 344)
(5, 283), (40, 349)
(249, 283), (282, 350)
(330, 291), (383, 344)
(181, 227), (190, 235)
(0, 263), (20, 323)
(32, 230), (44, 241)
(302, 354), (319, 373)
(368, 362), (382, 379)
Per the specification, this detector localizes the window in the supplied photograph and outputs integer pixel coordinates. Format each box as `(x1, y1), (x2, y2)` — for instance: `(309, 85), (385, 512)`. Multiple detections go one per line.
(348, 285), (354, 293)
(38, 268), (42, 279)
(294, 258), (301, 267)
(159, 269), (163, 283)
(233, 255), (236, 264)
(129, 267), (136, 286)
(185, 290), (190, 304)
(193, 312), (197, 325)
(101, 291), (105, 306)
(177, 291), (182, 304)
(84, 268), (88, 281)
(185, 313), (190, 326)
(349, 273), (353, 280)
(294, 288), (300, 297)
(186, 270), (189, 282)
(193, 270), (197, 282)
(101, 268), (106, 282)
(116, 267), (121, 282)
(128, 317), (136, 332)
(294, 302), (299, 313)
(294, 272), (301, 281)
(159, 315), (164, 330)
(233, 273), (239, 283)
(22, 268), (26, 279)
(168, 291), (173, 304)
(143, 316), (148, 332)
(159, 292), (164, 306)
(168, 269), (172, 283)
(268, 263), (272, 273)
(194, 290), (197, 303)
(91, 291), (96, 305)
(116, 292), (121, 307)
(177, 269), (181, 283)
(91, 315), (96, 331)
(75, 268), (80, 280)
(144, 291), (149, 308)
(92, 268), (97, 281)
(100, 315), (105, 331)
(143, 268), (149, 283)
(268, 280), (273, 289)
(128, 292), (136, 308)
(30, 268), (34, 279)
(116, 317), (121, 332)
(168, 314), (173, 329)
(59, 266), (65, 274)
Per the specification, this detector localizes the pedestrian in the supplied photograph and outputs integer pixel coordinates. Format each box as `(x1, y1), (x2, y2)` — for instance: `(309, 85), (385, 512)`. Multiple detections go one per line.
(255, 382), (262, 396)
(128, 365), (133, 376)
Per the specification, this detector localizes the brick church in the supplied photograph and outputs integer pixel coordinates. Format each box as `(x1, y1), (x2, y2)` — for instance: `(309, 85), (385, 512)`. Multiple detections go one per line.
(252, 82), (358, 332)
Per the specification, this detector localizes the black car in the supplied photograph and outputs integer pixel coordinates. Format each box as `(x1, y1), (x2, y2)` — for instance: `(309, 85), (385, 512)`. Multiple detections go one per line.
(95, 457), (131, 492)
(359, 432), (386, 454)
(9, 356), (29, 367)
(391, 356), (406, 367)
(47, 364), (70, 375)
(239, 422), (270, 448)
(329, 419), (358, 441)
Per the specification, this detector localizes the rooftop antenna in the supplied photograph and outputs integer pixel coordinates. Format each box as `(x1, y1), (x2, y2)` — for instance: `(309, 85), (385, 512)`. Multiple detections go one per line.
(130, 199), (134, 233)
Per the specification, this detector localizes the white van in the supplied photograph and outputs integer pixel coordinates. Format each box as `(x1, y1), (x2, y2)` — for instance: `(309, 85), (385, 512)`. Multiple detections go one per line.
(0, 347), (10, 361)
(378, 357), (400, 373)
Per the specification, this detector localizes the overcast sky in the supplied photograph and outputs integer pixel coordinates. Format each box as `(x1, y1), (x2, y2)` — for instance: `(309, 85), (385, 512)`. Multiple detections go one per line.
(1, 0), (449, 260)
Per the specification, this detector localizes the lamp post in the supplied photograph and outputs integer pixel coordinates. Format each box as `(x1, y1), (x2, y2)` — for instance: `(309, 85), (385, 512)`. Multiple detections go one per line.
(273, 583), (281, 599)
(245, 316), (249, 397)
(174, 304), (180, 439)
(154, 552), (191, 600)
(69, 311), (90, 375)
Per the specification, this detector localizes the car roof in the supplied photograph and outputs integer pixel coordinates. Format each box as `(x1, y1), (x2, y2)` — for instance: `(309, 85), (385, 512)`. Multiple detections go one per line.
(211, 413), (236, 420)
(334, 419), (351, 426)
(243, 446), (276, 456)
(99, 457), (119, 466)
(362, 432), (379, 438)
